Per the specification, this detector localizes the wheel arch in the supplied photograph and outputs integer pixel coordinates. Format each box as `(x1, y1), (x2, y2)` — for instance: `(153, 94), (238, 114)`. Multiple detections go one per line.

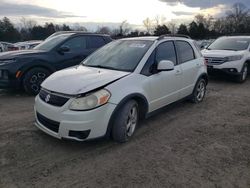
(19, 64), (55, 83)
(105, 93), (149, 138)
(198, 73), (208, 85)
(245, 60), (250, 74)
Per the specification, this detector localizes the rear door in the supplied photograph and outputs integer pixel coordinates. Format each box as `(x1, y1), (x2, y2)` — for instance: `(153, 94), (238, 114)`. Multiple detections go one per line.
(175, 40), (201, 98)
(86, 36), (106, 54)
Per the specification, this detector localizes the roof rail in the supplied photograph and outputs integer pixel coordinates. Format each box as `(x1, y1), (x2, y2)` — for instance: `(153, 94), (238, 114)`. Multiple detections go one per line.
(226, 33), (250, 36)
(157, 34), (191, 40)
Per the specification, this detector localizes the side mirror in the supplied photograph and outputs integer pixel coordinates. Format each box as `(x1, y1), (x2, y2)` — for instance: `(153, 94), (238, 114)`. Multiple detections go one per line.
(58, 46), (70, 54)
(157, 60), (175, 71)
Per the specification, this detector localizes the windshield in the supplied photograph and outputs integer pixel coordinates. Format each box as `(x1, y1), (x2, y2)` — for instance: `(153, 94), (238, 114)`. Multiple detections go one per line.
(34, 34), (72, 51)
(207, 37), (250, 51)
(83, 40), (153, 72)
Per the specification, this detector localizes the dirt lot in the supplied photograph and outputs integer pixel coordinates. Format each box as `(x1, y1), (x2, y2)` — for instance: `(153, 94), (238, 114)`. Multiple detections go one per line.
(0, 76), (250, 188)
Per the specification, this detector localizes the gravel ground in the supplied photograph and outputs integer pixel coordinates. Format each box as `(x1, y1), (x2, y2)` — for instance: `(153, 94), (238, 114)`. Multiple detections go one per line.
(0, 76), (250, 188)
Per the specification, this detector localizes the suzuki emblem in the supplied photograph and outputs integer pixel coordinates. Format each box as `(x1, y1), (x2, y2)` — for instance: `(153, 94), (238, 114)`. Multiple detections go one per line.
(45, 94), (51, 103)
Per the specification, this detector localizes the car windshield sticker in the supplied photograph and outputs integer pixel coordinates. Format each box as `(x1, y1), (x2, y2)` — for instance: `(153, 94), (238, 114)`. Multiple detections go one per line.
(237, 41), (248, 44)
(129, 43), (146, 48)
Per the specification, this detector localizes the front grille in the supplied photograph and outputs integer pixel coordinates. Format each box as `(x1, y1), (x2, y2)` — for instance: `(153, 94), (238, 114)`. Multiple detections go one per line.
(205, 57), (226, 65)
(36, 112), (60, 133)
(39, 89), (70, 107)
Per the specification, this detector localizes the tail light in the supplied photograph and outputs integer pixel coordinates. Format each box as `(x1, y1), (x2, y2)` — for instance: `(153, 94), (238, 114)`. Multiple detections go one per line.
(204, 58), (208, 66)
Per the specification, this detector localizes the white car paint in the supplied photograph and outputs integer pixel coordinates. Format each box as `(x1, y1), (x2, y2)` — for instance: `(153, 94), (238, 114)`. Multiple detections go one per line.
(202, 36), (250, 74)
(41, 66), (130, 95)
(35, 36), (207, 141)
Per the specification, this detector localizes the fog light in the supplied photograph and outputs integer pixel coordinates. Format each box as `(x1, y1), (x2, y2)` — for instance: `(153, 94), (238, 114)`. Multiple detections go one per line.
(230, 69), (234, 72)
(69, 130), (90, 140)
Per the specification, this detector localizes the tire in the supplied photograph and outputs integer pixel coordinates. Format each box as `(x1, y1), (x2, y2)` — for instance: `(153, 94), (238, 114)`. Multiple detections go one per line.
(236, 63), (248, 83)
(23, 68), (51, 95)
(190, 78), (206, 103)
(112, 100), (139, 143)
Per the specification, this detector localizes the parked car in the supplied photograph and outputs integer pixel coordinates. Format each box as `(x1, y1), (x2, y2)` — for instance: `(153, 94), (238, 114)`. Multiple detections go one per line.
(0, 43), (3, 52)
(34, 35), (208, 143)
(202, 36), (250, 82)
(197, 39), (214, 50)
(14, 40), (43, 50)
(0, 42), (17, 52)
(0, 32), (112, 94)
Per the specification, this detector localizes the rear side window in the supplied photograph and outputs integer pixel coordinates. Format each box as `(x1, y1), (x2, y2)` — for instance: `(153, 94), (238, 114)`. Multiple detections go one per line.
(87, 36), (106, 49)
(176, 41), (195, 63)
(61, 36), (87, 51)
(156, 41), (177, 65)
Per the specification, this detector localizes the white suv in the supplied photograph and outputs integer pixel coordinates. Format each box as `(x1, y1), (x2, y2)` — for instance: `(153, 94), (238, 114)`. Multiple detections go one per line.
(34, 36), (208, 142)
(202, 36), (250, 82)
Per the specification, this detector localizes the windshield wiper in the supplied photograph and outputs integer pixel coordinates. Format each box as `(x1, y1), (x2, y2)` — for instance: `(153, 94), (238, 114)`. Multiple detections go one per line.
(221, 49), (237, 51)
(82, 64), (121, 71)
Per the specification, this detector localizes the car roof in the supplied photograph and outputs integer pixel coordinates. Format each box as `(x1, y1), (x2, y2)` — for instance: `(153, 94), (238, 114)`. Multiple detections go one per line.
(50, 31), (110, 37)
(120, 36), (193, 42)
(220, 36), (250, 39)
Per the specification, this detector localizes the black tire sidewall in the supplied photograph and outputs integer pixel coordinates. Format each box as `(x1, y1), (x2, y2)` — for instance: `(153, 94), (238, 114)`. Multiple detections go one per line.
(191, 78), (206, 103)
(112, 100), (139, 143)
(237, 63), (248, 83)
(23, 68), (50, 95)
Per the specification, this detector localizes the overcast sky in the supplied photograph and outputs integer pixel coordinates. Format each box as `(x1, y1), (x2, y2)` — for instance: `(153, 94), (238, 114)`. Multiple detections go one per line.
(0, 0), (248, 28)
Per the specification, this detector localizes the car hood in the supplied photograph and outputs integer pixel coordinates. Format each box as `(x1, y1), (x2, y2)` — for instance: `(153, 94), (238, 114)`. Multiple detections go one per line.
(0, 49), (46, 59)
(41, 65), (130, 95)
(202, 49), (244, 58)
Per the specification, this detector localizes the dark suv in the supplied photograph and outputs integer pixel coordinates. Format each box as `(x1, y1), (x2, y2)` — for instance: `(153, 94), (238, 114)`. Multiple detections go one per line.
(0, 32), (112, 94)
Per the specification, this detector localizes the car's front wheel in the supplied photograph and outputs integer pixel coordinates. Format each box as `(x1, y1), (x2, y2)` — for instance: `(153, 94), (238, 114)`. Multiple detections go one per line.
(236, 63), (248, 83)
(23, 68), (51, 95)
(112, 100), (139, 143)
(191, 78), (206, 103)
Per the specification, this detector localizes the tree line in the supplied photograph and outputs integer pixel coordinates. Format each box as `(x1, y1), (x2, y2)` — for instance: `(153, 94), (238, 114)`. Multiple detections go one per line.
(0, 3), (249, 43)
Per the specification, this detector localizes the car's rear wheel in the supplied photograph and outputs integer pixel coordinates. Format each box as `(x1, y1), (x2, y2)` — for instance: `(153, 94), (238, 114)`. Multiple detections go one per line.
(112, 100), (139, 143)
(23, 68), (51, 95)
(191, 78), (206, 103)
(236, 63), (248, 83)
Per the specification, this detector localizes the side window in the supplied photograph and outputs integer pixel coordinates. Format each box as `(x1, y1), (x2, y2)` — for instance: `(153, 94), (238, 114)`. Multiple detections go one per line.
(176, 41), (195, 64)
(61, 36), (87, 51)
(156, 41), (177, 65)
(87, 36), (106, 49)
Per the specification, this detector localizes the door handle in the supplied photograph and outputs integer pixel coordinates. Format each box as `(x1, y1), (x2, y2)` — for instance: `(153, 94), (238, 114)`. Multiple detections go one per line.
(175, 70), (181, 75)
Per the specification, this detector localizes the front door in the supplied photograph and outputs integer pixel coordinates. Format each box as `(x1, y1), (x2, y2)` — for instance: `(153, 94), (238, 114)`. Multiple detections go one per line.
(142, 41), (183, 112)
(55, 36), (90, 70)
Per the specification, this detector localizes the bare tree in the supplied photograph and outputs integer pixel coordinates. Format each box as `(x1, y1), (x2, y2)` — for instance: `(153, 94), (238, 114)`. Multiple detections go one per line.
(143, 17), (153, 34)
(168, 22), (176, 34)
(97, 26), (111, 34)
(119, 20), (130, 36)
(154, 15), (166, 27)
(19, 17), (37, 31)
(226, 3), (249, 32)
(195, 14), (214, 31)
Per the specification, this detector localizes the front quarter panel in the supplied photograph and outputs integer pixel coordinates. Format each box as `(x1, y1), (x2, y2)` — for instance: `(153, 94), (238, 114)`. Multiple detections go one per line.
(106, 74), (150, 108)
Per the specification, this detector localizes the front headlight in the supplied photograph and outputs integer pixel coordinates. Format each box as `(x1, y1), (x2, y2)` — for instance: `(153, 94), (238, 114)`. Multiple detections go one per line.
(69, 89), (111, 111)
(225, 55), (243, 62)
(0, 59), (16, 66)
